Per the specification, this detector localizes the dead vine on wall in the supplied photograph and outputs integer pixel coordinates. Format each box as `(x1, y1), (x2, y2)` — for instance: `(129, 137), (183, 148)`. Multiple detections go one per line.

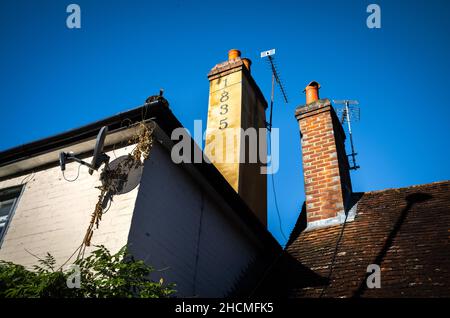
(78, 121), (155, 259)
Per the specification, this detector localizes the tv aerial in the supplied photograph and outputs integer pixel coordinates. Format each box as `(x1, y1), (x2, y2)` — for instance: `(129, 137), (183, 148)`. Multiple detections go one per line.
(333, 100), (360, 170)
(59, 126), (110, 178)
(260, 49), (288, 131)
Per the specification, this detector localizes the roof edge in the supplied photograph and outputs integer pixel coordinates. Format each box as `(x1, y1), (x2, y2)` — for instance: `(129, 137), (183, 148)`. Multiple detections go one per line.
(0, 98), (169, 167)
(362, 180), (450, 195)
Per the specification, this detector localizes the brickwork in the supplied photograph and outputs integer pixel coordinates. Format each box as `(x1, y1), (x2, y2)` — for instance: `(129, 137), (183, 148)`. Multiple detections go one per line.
(295, 98), (352, 223)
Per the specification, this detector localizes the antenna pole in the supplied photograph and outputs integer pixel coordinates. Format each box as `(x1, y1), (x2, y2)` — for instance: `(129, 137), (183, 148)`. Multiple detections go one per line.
(345, 101), (352, 134)
(345, 101), (358, 169)
(333, 99), (360, 170)
(268, 72), (275, 131)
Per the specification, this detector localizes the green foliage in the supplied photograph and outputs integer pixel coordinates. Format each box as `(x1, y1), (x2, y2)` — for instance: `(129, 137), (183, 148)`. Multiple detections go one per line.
(0, 245), (175, 298)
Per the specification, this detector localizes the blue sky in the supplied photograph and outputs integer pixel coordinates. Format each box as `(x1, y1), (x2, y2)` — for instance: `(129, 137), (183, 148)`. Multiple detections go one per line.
(1, 0), (449, 246)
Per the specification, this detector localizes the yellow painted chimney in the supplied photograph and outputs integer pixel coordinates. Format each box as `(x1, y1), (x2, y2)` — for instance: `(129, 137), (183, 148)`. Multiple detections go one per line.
(205, 49), (268, 226)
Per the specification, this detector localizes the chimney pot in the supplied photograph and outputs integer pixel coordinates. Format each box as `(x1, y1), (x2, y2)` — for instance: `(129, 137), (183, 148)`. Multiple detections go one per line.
(228, 49), (241, 60)
(303, 81), (321, 105)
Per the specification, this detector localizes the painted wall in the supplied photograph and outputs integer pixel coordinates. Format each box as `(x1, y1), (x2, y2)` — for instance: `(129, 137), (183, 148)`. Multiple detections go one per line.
(239, 72), (267, 226)
(0, 145), (139, 269)
(128, 142), (264, 297)
(205, 64), (267, 227)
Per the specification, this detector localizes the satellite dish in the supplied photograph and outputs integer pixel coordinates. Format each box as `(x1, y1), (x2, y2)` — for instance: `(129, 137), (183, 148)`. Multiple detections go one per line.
(103, 155), (143, 195)
(58, 126), (110, 177)
(89, 126), (108, 175)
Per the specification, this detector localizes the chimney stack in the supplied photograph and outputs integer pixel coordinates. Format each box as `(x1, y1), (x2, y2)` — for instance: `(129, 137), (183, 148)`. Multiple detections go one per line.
(205, 50), (267, 226)
(295, 82), (352, 229)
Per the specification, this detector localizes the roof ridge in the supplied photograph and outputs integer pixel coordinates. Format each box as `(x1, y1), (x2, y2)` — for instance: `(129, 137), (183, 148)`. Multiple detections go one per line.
(361, 180), (450, 195)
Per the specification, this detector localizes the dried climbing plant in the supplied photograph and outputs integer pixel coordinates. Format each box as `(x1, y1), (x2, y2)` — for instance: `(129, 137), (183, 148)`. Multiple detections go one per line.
(78, 121), (155, 259)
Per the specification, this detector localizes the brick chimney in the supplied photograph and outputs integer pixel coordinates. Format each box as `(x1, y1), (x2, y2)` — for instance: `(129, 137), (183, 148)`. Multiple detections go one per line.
(295, 81), (352, 228)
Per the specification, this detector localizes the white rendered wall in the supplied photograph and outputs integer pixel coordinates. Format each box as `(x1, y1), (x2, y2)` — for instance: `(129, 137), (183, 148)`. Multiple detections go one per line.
(127, 142), (262, 297)
(0, 145), (139, 269)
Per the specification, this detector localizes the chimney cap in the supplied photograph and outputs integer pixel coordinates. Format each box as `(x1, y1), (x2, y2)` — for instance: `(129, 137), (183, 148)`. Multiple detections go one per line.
(303, 81), (321, 92)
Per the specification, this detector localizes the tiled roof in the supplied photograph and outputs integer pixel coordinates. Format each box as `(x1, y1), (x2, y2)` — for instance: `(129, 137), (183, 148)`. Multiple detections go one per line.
(258, 180), (450, 297)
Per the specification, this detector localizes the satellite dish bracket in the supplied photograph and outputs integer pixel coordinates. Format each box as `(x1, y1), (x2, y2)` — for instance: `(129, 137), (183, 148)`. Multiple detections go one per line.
(59, 126), (110, 176)
(59, 152), (110, 173)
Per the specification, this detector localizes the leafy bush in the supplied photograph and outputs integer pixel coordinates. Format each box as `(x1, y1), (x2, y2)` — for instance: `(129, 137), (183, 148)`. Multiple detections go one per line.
(0, 245), (175, 298)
